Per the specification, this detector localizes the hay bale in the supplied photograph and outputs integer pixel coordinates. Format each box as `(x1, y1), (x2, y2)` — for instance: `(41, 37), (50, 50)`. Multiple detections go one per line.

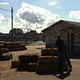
(3, 42), (27, 51)
(26, 54), (39, 63)
(28, 63), (37, 72)
(19, 54), (39, 63)
(11, 60), (19, 68)
(4, 42), (20, 46)
(19, 55), (29, 62)
(41, 48), (59, 56)
(17, 61), (28, 71)
(37, 56), (58, 64)
(36, 56), (59, 73)
(1, 48), (9, 53)
(0, 53), (12, 60)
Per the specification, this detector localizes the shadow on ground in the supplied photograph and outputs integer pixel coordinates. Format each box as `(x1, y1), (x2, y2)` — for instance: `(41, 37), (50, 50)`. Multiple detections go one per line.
(16, 67), (71, 79)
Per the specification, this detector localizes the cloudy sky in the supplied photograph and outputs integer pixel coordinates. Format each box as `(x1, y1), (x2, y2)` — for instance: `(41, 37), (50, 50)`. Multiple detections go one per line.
(0, 0), (80, 33)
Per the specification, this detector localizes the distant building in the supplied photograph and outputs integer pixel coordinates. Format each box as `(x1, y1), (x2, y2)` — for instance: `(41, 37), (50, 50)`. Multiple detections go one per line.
(42, 20), (80, 57)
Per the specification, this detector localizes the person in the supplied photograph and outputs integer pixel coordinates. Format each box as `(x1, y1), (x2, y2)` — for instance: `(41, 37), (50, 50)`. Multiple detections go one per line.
(0, 46), (2, 57)
(55, 34), (72, 75)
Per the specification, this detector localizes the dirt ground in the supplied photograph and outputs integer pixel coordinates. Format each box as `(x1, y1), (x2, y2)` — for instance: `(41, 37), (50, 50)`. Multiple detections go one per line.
(0, 44), (80, 80)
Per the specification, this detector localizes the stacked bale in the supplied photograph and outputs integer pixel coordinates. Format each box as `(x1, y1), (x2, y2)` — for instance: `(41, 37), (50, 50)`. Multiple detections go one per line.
(2, 42), (27, 51)
(0, 48), (12, 60)
(17, 55), (29, 71)
(11, 60), (19, 68)
(1, 48), (9, 53)
(36, 56), (59, 74)
(19, 54), (39, 63)
(0, 53), (12, 60)
(17, 54), (39, 71)
(17, 61), (28, 71)
(41, 48), (59, 56)
(41, 48), (68, 72)
(28, 63), (37, 72)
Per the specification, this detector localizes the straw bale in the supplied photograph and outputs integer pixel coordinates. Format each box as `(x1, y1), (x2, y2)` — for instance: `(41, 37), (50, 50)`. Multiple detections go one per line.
(36, 56), (59, 73)
(19, 55), (29, 62)
(19, 54), (39, 63)
(1, 48), (9, 53)
(37, 56), (58, 64)
(36, 64), (59, 73)
(17, 61), (28, 71)
(0, 53), (12, 60)
(28, 63), (37, 72)
(3, 42), (27, 51)
(11, 60), (19, 68)
(41, 48), (59, 56)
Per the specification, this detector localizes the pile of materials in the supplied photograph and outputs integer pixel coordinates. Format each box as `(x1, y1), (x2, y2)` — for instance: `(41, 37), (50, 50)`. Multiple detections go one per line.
(1, 42), (27, 51)
(11, 48), (68, 74)
(11, 54), (39, 71)
(0, 48), (12, 60)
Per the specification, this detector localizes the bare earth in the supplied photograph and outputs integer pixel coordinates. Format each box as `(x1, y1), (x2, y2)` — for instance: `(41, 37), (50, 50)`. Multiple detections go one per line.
(0, 44), (80, 80)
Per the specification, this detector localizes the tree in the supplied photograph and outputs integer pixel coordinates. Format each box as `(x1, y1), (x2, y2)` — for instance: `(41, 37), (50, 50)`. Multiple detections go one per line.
(9, 28), (24, 36)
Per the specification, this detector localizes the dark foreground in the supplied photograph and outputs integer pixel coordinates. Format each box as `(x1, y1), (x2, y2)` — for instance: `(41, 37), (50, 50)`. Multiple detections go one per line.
(0, 45), (80, 80)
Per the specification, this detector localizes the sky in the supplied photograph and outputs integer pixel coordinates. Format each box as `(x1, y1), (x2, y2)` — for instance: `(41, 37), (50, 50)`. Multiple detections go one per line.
(0, 0), (80, 33)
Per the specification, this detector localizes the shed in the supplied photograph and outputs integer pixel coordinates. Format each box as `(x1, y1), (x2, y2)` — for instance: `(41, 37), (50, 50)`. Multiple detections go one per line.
(42, 20), (80, 57)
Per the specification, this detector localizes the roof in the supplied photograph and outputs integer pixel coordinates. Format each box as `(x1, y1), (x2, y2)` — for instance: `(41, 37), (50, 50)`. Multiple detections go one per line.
(42, 20), (80, 32)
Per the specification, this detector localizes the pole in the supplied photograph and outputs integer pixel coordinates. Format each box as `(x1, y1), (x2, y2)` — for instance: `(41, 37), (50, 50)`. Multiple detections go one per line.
(11, 7), (13, 37)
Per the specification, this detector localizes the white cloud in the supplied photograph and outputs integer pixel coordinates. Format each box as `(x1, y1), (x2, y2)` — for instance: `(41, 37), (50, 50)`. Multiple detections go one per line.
(0, 25), (10, 33)
(69, 10), (80, 20)
(48, 1), (57, 6)
(0, 13), (4, 23)
(15, 2), (61, 33)
(0, 2), (9, 5)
